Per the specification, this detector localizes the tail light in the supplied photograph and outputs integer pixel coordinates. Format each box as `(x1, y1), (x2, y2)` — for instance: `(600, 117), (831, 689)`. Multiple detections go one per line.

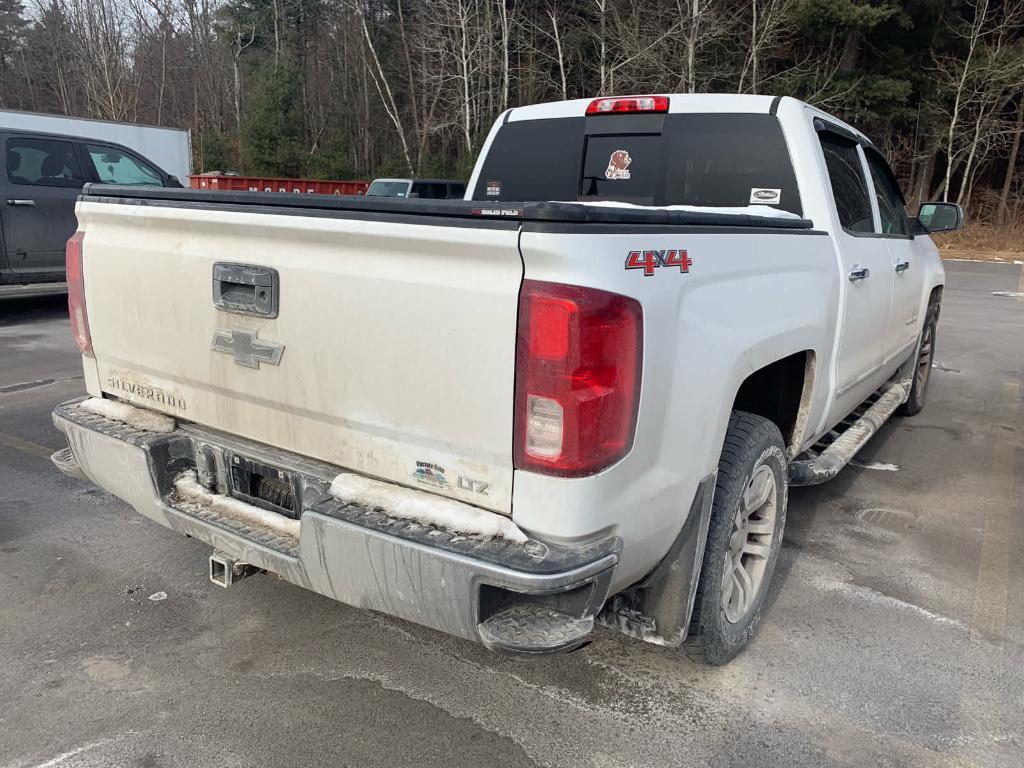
(514, 281), (642, 477)
(66, 231), (92, 356)
(586, 96), (669, 115)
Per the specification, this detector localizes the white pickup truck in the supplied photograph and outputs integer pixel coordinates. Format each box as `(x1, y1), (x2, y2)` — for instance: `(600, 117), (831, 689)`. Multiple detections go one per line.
(52, 94), (962, 664)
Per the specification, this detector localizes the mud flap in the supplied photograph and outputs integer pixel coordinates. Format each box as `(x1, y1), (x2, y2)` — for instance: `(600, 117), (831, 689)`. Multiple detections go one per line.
(598, 473), (716, 646)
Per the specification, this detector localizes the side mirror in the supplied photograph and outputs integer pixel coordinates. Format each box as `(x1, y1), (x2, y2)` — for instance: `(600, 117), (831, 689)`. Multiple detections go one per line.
(914, 202), (963, 234)
(167, 174), (184, 188)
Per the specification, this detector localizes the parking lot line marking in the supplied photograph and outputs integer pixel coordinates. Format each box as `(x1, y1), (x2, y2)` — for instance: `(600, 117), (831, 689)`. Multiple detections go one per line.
(0, 374), (82, 395)
(956, 381), (1021, 758)
(19, 737), (114, 768)
(969, 380), (1019, 646)
(0, 430), (55, 460)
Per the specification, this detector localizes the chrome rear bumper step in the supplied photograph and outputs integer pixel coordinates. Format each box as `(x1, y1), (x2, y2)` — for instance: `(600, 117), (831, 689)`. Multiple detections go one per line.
(478, 604), (594, 655)
(51, 446), (89, 481)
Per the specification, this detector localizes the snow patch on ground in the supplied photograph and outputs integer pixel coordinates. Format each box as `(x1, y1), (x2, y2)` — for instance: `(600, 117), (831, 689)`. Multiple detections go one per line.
(329, 473), (528, 543)
(173, 470), (299, 539)
(78, 398), (175, 433)
(555, 200), (803, 219)
(810, 575), (967, 630)
(849, 459), (900, 472)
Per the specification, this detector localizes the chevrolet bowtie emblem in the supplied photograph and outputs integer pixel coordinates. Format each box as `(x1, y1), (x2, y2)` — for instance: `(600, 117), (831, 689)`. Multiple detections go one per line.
(211, 329), (284, 369)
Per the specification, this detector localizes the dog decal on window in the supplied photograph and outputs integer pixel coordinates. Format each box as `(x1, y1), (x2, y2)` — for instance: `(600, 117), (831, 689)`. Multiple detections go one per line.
(605, 149), (632, 180)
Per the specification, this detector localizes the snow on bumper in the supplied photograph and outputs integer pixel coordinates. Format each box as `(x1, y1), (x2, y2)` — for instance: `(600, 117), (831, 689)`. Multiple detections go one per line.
(51, 399), (619, 648)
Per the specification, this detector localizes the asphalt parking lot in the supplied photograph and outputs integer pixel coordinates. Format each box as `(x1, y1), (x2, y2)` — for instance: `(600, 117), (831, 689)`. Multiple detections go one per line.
(1, 260), (1021, 768)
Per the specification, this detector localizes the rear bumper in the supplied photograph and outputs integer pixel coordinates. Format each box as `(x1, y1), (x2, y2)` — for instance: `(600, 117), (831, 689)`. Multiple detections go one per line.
(52, 399), (619, 654)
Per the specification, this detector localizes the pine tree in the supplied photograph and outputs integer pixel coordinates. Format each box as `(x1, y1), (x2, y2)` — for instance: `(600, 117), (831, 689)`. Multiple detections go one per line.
(241, 59), (305, 176)
(0, 0), (27, 108)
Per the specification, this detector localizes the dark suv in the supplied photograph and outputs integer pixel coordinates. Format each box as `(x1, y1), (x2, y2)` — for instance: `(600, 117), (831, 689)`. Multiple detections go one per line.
(1, 129), (180, 286)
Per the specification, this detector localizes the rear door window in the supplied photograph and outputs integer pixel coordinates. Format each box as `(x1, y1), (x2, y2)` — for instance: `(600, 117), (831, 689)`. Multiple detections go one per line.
(6, 137), (84, 187)
(86, 144), (164, 186)
(472, 113), (802, 214)
(818, 133), (874, 233)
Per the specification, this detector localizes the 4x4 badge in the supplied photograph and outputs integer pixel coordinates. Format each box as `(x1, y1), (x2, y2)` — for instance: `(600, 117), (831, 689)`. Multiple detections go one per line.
(625, 249), (692, 277)
(211, 329), (284, 369)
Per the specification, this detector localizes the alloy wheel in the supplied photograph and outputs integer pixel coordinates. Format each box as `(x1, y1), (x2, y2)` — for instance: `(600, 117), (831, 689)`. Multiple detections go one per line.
(721, 464), (778, 624)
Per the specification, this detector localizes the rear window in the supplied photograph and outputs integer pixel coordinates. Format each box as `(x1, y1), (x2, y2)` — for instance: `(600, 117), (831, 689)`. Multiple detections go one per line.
(472, 113), (802, 215)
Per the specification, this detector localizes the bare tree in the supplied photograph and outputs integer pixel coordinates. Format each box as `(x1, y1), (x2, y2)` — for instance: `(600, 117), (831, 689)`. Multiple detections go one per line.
(996, 95), (1024, 224)
(933, 0), (1014, 201)
(350, 0), (414, 174)
(737, 0), (796, 95)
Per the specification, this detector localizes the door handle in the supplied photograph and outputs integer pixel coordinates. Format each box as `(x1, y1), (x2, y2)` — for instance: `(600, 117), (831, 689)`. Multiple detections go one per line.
(848, 266), (870, 282)
(895, 260), (910, 273)
(6, 199), (35, 206)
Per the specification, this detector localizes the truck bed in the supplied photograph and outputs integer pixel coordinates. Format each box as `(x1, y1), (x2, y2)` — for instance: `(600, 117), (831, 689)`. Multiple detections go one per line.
(73, 184), (817, 524)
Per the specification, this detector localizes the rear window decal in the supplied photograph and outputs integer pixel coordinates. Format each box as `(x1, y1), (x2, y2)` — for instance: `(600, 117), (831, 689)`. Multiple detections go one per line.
(750, 188), (781, 204)
(486, 180), (501, 196)
(605, 150), (632, 180)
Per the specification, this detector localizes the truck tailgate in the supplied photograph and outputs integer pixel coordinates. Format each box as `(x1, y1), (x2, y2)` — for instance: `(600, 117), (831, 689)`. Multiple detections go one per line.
(76, 198), (523, 513)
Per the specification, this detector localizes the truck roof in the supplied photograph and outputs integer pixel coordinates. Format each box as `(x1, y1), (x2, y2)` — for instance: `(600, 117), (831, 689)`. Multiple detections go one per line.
(504, 94), (870, 146)
(371, 178), (465, 184)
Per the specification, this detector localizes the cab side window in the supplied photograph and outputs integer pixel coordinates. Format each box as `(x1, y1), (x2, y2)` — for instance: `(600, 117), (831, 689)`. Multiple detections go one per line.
(86, 144), (164, 186)
(6, 138), (84, 187)
(818, 133), (874, 234)
(411, 182), (449, 199)
(865, 150), (910, 236)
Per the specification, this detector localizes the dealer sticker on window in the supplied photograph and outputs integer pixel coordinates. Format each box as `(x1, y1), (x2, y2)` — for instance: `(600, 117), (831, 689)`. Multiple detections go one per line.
(750, 188), (781, 205)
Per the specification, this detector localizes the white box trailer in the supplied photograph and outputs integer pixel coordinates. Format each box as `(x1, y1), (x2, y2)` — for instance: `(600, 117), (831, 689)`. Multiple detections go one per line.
(0, 109), (191, 182)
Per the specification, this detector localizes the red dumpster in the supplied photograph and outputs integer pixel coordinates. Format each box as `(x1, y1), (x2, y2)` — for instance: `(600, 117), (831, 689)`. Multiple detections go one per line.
(189, 175), (370, 196)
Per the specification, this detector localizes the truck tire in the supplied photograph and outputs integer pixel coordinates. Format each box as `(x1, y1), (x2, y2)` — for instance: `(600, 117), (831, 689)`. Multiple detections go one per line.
(684, 412), (787, 665)
(899, 299), (940, 417)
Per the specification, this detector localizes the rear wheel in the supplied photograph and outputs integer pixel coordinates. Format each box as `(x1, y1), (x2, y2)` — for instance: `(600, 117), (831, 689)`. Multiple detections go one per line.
(900, 300), (940, 417)
(684, 412), (787, 665)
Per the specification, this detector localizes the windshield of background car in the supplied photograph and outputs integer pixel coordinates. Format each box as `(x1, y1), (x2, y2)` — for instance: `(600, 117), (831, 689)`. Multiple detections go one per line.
(366, 180), (411, 197)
